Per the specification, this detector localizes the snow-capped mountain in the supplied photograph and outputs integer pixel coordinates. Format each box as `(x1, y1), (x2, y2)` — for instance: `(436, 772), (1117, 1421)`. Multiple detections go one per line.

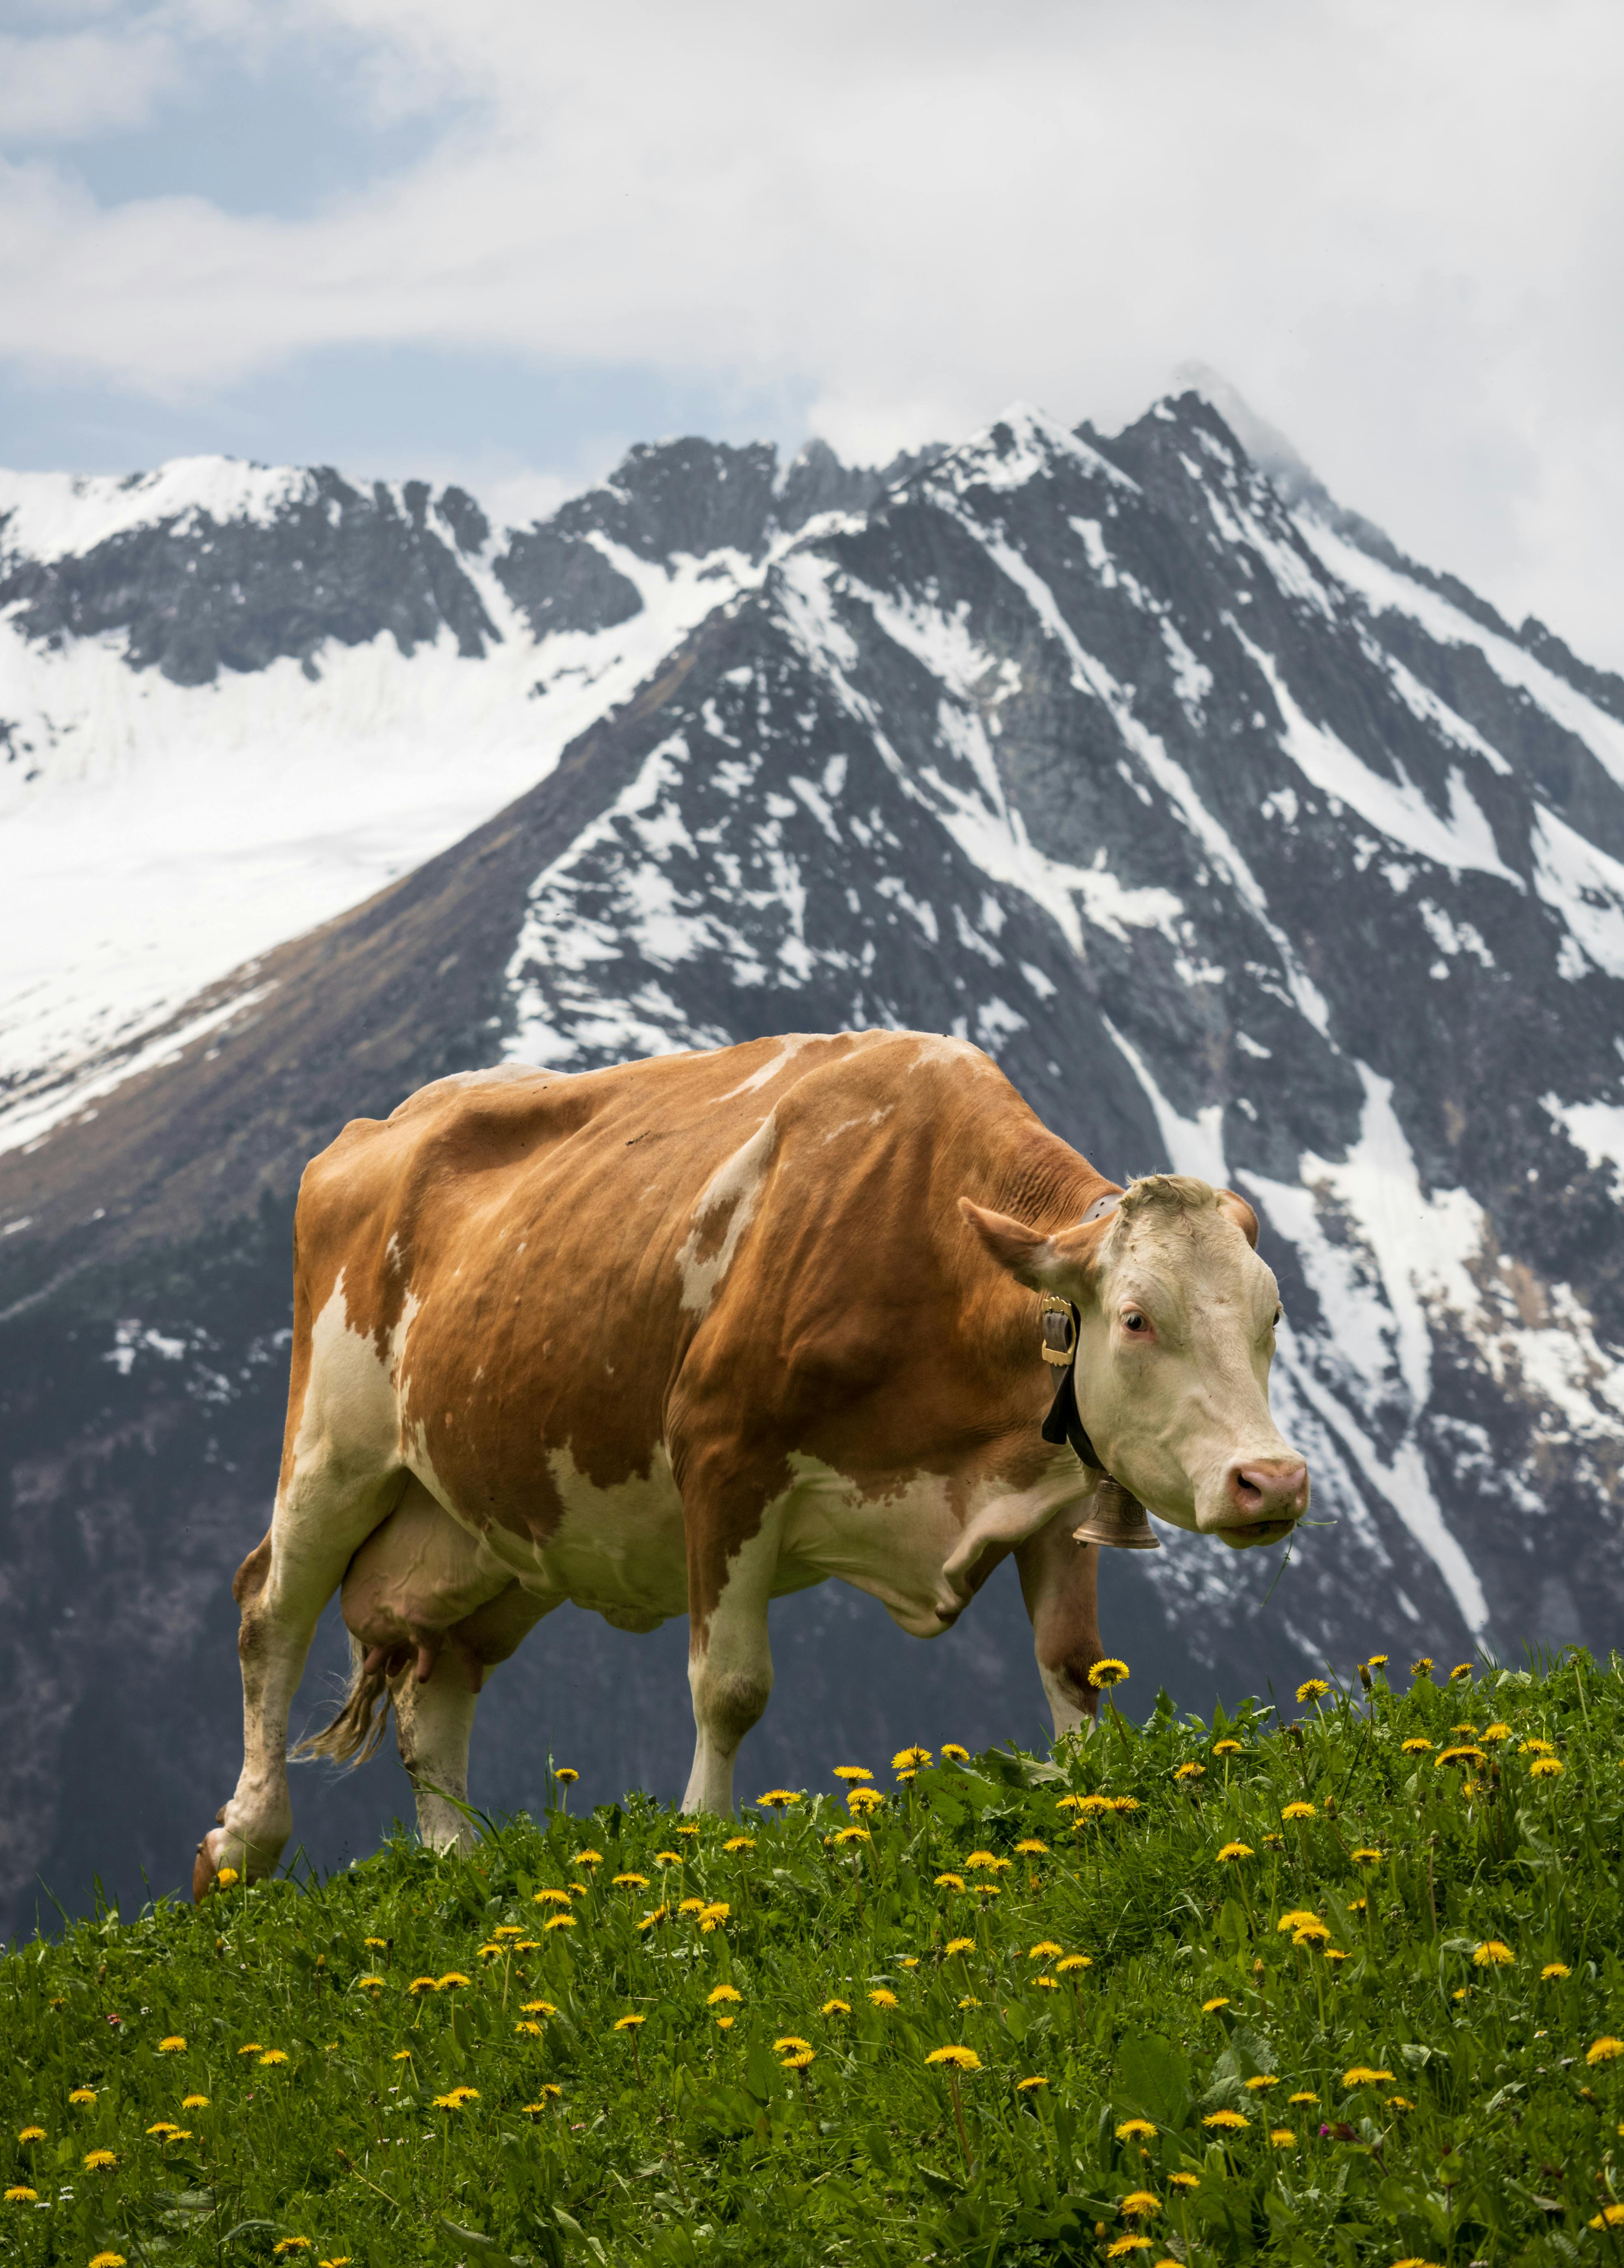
(3, 390), (1623, 1931)
(0, 436), (920, 1150)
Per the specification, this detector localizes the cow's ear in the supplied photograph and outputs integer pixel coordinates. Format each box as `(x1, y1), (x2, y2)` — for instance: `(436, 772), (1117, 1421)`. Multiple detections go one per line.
(958, 1198), (1067, 1292)
(1216, 1189), (1259, 1248)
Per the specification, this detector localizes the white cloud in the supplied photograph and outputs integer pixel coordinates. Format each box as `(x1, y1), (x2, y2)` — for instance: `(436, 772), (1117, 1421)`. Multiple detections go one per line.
(2, 0), (1623, 663)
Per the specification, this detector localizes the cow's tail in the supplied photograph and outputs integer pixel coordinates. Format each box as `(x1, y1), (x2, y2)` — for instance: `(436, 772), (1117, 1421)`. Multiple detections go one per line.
(294, 1636), (393, 1768)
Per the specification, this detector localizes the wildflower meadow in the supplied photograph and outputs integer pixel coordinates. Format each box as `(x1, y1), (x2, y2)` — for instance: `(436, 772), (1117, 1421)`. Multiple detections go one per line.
(5, 1650), (1623, 2266)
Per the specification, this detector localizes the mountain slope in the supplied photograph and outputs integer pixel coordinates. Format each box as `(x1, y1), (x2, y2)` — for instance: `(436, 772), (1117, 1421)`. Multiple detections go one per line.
(3, 391), (1623, 1934)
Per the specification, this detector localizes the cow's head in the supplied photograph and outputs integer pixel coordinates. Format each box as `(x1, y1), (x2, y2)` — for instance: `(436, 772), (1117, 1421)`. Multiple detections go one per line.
(961, 1175), (1308, 1548)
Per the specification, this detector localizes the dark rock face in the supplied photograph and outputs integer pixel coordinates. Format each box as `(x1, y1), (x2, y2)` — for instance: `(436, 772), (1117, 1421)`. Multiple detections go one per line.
(4, 391), (1624, 1934)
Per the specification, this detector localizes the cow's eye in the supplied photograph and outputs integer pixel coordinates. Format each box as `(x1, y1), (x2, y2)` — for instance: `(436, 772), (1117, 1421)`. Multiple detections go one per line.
(1121, 1310), (1150, 1335)
(1273, 1305), (1283, 1325)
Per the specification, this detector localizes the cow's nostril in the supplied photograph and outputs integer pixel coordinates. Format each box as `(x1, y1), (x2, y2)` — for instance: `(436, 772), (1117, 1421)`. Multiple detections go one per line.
(1227, 1458), (1309, 1519)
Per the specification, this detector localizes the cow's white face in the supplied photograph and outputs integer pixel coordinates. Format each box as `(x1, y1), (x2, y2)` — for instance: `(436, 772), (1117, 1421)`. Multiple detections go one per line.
(963, 1177), (1309, 1549)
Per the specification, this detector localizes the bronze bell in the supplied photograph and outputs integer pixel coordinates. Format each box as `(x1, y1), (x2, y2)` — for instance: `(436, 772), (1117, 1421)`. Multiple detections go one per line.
(1073, 1475), (1160, 1550)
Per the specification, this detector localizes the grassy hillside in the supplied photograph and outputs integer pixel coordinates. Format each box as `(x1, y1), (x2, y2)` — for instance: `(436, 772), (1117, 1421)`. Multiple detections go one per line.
(5, 1652), (1623, 2267)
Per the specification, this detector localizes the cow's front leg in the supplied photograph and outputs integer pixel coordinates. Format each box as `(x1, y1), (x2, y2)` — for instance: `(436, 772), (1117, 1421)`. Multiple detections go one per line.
(1014, 1509), (1104, 1741)
(681, 1508), (780, 1815)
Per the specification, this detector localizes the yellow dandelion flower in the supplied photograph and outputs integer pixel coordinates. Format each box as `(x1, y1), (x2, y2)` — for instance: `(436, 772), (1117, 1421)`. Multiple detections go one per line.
(1287, 2090), (1319, 2105)
(258, 2050), (289, 2067)
(437, 1973), (471, 1990)
(1105, 2239), (1153, 2261)
(1056, 1954), (1091, 1974)
(773, 2035), (813, 2054)
(1212, 1739), (1242, 1755)
(1531, 1757), (1565, 1779)
(87, 2253), (125, 2265)
(755, 1789), (802, 1808)
(1244, 2075), (1280, 2091)
(1296, 1678), (1330, 1703)
(181, 2095), (208, 2110)
(653, 1851), (682, 1865)
(6, 2188), (39, 2204)
(821, 1998), (851, 2015)
(214, 1868), (240, 1888)
(514, 2021), (544, 2038)
(273, 2242), (312, 2256)
(543, 1915), (576, 1932)
(1366, 1654), (1389, 1668)
(958, 1995), (981, 2008)
(391, 2050), (412, 2062)
(1168, 2172), (1200, 2190)
(869, 1988), (899, 2008)
(1215, 1842), (1253, 1862)
(943, 1936), (976, 1957)
(407, 1977), (439, 1994)
(1201, 2110), (1249, 2130)
(892, 1747), (932, 1769)
(698, 1902), (730, 1932)
(1481, 1722), (1512, 1743)
(613, 2014), (646, 2031)
(1410, 1657), (1434, 1678)
(1522, 1738), (1557, 1754)
(1289, 1918), (1331, 1945)
(68, 2088), (97, 2104)
(476, 1943), (503, 1961)
(636, 1906), (669, 1931)
(1436, 1747), (1486, 1769)
(1281, 1802), (1317, 1821)
(1109, 1797), (1140, 1814)
(147, 2123), (179, 2137)
(1587, 2037), (1624, 2064)
(1386, 2095), (1413, 2110)
(319, 2259), (354, 2267)
(1034, 1974), (1058, 1991)
(1202, 1997), (1231, 2013)
(1270, 2127), (1297, 2147)
(941, 1744), (970, 1762)
(83, 2149), (118, 2170)
(1115, 2118), (1156, 2141)
(723, 1835), (756, 1854)
(1015, 1838), (1048, 1855)
(1473, 1941), (1514, 1966)
(1591, 2208), (1624, 2231)
(832, 1765), (873, 1782)
(1351, 1847), (1385, 1862)
(925, 2045), (981, 2069)
(833, 1826), (870, 1845)
(1341, 2066), (1394, 2087)
(17, 2128), (45, 2144)
(707, 1986), (743, 2006)
(612, 1873), (650, 1889)
(1542, 1962), (1571, 1980)
(575, 1850), (603, 1866)
(1016, 2075), (1047, 2091)
(533, 1888), (572, 1905)
(356, 1976), (385, 1992)
(1400, 1738), (1433, 1754)
(1119, 2191), (1161, 2216)
(935, 1873), (966, 1892)
(1448, 1662), (1473, 1681)
(1028, 1940), (1063, 1959)
(157, 2035), (186, 2052)
(781, 2049), (816, 2070)
(676, 1824), (702, 1838)
(715, 2016), (734, 2030)
(1088, 1658), (1129, 1688)
(1174, 1762), (1204, 1780)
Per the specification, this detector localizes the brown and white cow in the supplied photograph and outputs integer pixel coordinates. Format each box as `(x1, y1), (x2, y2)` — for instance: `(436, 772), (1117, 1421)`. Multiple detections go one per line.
(194, 1030), (1307, 1894)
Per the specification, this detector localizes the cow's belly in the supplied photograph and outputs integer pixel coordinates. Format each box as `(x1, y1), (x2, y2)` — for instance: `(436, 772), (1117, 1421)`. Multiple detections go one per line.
(407, 1437), (690, 1634)
(773, 1450), (1088, 1639)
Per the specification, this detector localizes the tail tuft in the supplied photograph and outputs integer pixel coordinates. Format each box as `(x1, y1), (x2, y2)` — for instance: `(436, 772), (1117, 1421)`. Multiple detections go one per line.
(294, 1635), (393, 1767)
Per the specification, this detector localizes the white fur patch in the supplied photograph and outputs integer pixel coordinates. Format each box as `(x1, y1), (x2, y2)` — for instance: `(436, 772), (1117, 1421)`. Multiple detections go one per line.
(674, 1111), (778, 1316)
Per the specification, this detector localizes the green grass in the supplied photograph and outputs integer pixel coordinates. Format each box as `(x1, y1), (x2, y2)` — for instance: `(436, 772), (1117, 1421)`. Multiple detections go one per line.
(6, 1653), (1624, 2268)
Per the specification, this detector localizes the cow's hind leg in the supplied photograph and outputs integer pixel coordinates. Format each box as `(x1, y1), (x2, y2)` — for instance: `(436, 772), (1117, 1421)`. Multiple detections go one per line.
(196, 1462), (403, 1897)
(682, 1507), (780, 1814)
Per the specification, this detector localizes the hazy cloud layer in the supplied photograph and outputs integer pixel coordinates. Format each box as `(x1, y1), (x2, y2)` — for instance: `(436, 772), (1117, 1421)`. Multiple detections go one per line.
(2, 0), (1622, 663)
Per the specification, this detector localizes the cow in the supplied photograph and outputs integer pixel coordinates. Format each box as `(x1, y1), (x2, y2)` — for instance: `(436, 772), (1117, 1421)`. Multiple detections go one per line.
(193, 1029), (1308, 1895)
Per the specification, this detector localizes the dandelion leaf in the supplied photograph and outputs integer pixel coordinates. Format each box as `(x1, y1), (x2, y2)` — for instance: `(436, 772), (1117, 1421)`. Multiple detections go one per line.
(1116, 2031), (1190, 2129)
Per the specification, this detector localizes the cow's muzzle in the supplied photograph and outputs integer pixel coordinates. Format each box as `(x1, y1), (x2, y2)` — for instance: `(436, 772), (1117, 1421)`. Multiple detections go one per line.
(1213, 1456), (1309, 1548)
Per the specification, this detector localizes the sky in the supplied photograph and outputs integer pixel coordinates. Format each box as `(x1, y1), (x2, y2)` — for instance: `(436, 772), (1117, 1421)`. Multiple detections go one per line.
(1, 0), (1622, 665)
